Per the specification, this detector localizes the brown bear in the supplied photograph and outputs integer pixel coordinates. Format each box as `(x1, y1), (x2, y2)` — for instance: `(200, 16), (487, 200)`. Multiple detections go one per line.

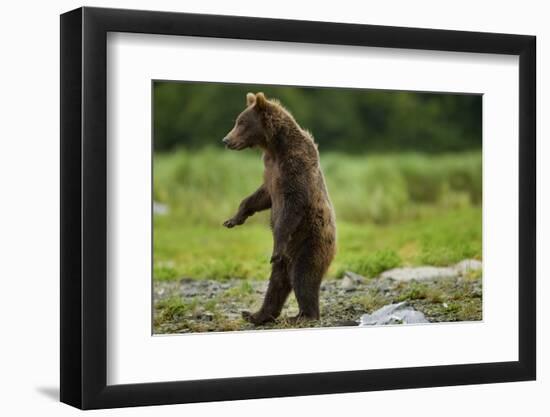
(222, 92), (336, 325)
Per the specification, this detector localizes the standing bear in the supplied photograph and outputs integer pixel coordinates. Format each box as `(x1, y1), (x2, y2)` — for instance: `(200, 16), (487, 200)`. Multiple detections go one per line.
(222, 92), (336, 325)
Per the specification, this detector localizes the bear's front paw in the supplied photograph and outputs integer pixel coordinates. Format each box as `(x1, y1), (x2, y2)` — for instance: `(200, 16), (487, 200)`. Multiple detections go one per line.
(223, 219), (236, 228)
(223, 217), (243, 228)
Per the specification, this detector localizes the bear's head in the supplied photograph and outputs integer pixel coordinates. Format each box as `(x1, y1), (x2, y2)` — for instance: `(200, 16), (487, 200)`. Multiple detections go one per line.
(222, 92), (271, 151)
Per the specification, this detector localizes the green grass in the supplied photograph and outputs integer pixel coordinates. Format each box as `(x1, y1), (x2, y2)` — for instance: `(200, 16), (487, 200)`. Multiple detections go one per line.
(153, 296), (199, 326)
(153, 148), (482, 281)
(351, 291), (389, 312)
(154, 148), (482, 225)
(334, 249), (401, 278)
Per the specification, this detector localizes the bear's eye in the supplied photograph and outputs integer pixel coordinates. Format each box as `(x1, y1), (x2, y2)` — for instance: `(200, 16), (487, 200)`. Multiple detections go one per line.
(237, 119), (245, 126)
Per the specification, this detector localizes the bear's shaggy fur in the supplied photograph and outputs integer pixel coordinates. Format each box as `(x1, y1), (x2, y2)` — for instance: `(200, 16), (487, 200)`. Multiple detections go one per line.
(222, 92), (336, 324)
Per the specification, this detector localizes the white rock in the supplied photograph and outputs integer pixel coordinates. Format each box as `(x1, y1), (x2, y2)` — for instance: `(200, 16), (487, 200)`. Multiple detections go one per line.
(359, 302), (429, 326)
(340, 275), (356, 291)
(380, 266), (458, 282)
(343, 271), (365, 284)
(153, 201), (169, 216)
(454, 259), (482, 275)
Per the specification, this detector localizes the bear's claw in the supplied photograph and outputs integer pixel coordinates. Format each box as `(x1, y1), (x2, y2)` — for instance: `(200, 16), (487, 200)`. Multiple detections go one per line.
(223, 219), (235, 228)
(223, 217), (244, 228)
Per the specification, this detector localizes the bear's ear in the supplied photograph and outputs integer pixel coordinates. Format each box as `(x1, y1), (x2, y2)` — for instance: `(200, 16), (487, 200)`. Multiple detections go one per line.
(246, 92), (256, 107)
(255, 92), (268, 111)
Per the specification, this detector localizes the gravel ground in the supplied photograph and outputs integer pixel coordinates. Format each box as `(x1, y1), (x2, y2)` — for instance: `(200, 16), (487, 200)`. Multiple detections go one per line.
(153, 260), (482, 334)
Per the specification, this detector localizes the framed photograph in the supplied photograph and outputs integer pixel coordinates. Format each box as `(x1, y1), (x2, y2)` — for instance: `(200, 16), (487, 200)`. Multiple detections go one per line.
(60, 6), (536, 409)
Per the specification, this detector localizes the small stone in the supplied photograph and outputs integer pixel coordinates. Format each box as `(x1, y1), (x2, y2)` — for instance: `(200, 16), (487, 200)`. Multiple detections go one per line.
(181, 287), (199, 297)
(454, 259), (482, 275)
(194, 310), (214, 321)
(343, 271), (365, 284)
(372, 278), (393, 292)
(472, 284), (482, 297)
(340, 276), (356, 291)
(202, 312), (214, 321)
(321, 280), (337, 290)
(153, 201), (169, 216)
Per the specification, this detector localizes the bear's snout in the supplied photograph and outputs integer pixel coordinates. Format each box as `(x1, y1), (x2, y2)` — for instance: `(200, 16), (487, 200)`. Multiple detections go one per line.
(223, 136), (247, 151)
(222, 136), (236, 149)
(223, 136), (237, 149)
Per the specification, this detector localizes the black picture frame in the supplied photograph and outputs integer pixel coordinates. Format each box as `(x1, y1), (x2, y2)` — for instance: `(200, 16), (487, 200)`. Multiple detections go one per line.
(60, 6), (536, 410)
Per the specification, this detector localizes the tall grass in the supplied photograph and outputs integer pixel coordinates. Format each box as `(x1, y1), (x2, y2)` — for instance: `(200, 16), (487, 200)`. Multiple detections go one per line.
(154, 148), (482, 225)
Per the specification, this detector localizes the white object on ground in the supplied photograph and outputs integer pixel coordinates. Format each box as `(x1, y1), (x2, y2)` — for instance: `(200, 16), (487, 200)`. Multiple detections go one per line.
(153, 201), (169, 216)
(359, 302), (429, 326)
(380, 266), (459, 282)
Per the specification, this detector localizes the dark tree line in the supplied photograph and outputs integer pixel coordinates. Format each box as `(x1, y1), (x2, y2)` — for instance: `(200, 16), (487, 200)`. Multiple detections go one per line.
(153, 81), (481, 154)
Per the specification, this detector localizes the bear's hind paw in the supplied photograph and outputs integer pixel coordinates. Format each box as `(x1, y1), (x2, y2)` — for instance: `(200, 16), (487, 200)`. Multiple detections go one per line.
(241, 310), (274, 325)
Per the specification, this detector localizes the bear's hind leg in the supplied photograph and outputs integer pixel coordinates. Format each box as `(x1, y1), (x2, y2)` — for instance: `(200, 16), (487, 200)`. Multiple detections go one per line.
(290, 247), (326, 321)
(242, 260), (291, 325)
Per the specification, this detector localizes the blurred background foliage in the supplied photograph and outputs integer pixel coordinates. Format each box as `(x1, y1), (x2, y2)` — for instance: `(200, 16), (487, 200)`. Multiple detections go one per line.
(154, 82), (481, 154)
(153, 149), (481, 226)
(153, 82), (482, 281)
